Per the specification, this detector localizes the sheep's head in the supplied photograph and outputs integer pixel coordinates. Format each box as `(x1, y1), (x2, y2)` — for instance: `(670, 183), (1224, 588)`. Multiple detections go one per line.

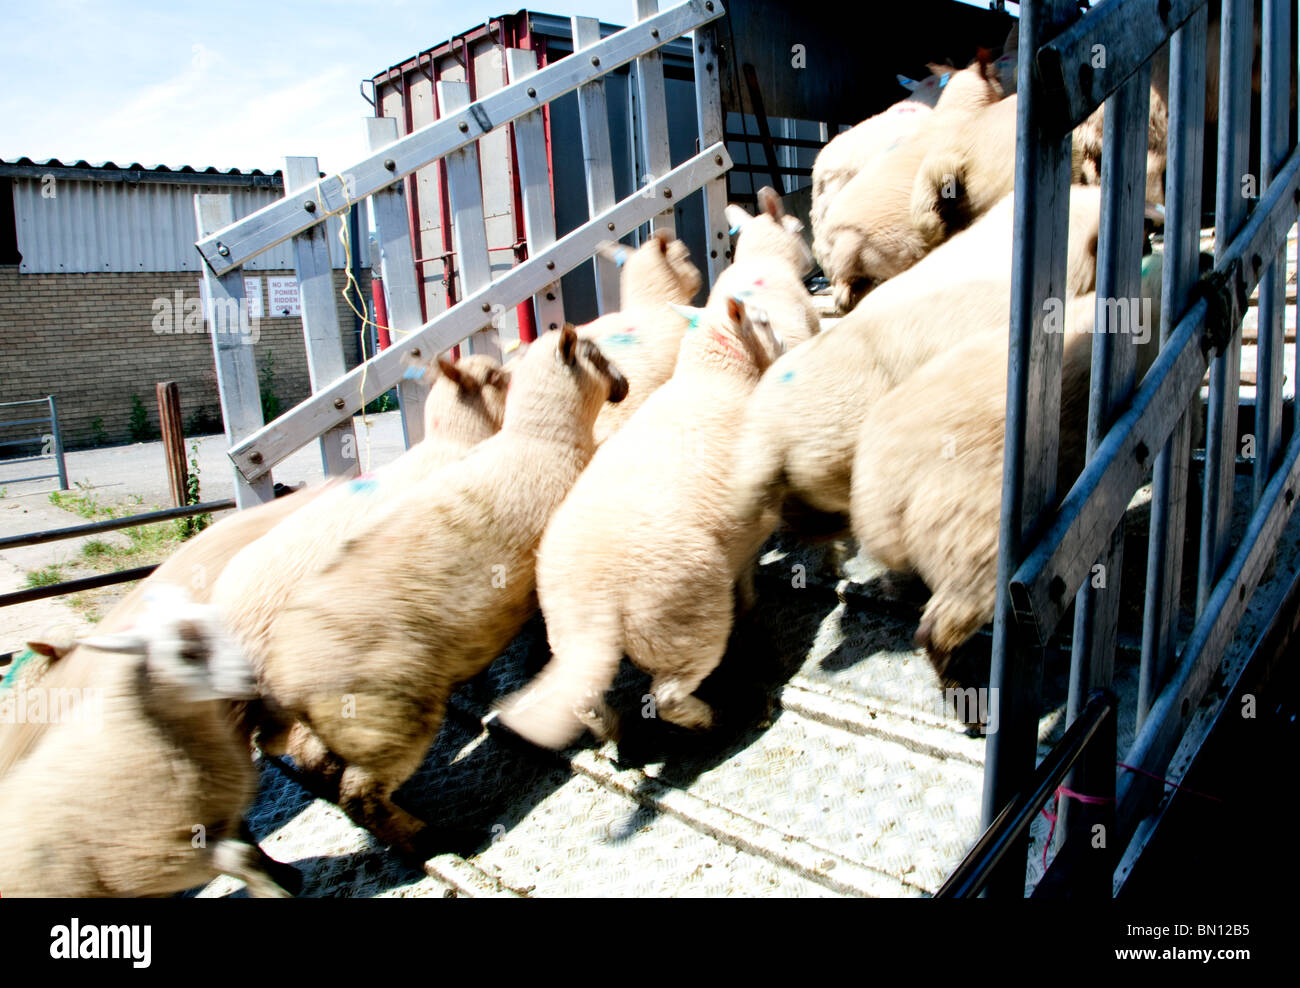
(505, 325), (628, 432)
(824, 227), (909, 314)
(726, 186), (813, 278)
(600, 232), (702, 307)
(675, 295), (785, 372)
(420, 352), (511, 438)
(75, 585), (257, 702)
(932, 51), (1004, 114)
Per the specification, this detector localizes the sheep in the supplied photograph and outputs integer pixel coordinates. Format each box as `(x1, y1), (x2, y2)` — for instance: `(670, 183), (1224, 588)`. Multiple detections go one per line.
(248, 326), (627, 854)
(578, 231), (702, 444)
(811, 54), (1005, 273)
(1075, 86), (1170, 207)
(716, 186), (820, 350)
(850, 253), (1165, 672)
(211, 352), (509, 682)
(728, 184), (1104, 536)
(818, 56), (1006, 313)
(0, 585), (294, 897)
(909, 93), (1020, 248)
(495, 296), (785, 751)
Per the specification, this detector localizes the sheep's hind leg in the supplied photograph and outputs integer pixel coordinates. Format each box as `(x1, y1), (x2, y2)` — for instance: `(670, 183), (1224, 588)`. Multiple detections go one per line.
(237, 820), (303, 896)
(338, 762), (431, 857)
(212, 838), (293, 898)
(650, 670), (716, 732)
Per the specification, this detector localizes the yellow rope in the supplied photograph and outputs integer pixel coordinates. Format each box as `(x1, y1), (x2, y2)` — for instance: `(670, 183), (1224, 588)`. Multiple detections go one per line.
(313, 171), (408, 474)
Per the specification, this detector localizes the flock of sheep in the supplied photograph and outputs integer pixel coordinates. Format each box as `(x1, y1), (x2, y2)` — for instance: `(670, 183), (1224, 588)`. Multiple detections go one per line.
(0, 32), (1183, 896)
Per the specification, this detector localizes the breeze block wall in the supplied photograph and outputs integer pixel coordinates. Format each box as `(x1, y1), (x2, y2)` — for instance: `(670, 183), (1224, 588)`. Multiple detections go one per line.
(0, 266), (372, 450)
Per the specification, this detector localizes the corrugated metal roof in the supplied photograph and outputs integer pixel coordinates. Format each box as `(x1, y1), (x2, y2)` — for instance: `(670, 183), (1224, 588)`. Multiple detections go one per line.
(0, 157), (283, 187)
(6, 165), (368, 274)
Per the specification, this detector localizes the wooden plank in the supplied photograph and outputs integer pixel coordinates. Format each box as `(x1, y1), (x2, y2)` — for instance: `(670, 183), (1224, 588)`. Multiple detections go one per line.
(195, 194), (274, 508)
(1010, 144), (1300, 647)
(980, 0), (1080, 899)
(227, 144), (733, 481)
(283, 156), (359, 479)
(635, 0), (676, 237)
(1059, 67), (1151, 854)
(573, 15), (621, 315)
(692, 20), (731, 287)
(1139, 5), (1207, 727)
(1036, 0), (1204, 132)
(506, 48), (566, 336)
(1199, 0), (1254, 614)
(365, 115), (427, 448)
(438, 80), (501, 359)
(196, 0), (726, 276)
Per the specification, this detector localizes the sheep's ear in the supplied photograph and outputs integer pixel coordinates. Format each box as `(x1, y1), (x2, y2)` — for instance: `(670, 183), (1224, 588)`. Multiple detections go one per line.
(669, 303), (703, 324)
(594, 240), (631, 267)
(485, 365), (510, 390)
(651, 229), (672, 253)
(399, 348), (432, 381)
(558, 324), (579, 364)
(77, 631), (148, 655)
(436, 356), (463, 386)
(724, 204), (752, 233)
(725, 295), (746, 323)
(926, 60), (955, 76)
(25, 634), (76, 661)
(897, 74), (921, 92)
(757, 187), (783, 220)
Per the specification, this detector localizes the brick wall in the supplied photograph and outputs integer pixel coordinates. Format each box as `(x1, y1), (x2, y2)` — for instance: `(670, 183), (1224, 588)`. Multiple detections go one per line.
(0, 266), (372, 450)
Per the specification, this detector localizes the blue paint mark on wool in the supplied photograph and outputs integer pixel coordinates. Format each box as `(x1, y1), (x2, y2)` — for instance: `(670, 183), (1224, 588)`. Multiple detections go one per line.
(348, 477), (380, 495)
(779, 369), (795, 383)
(602, 332), (639, 347)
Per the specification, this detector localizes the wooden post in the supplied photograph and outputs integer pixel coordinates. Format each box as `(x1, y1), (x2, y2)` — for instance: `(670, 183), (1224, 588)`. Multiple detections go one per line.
(157, 381), (188, 508)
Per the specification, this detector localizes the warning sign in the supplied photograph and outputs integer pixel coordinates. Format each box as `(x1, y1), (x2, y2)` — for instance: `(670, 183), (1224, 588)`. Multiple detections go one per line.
(268, 276), (301, 317)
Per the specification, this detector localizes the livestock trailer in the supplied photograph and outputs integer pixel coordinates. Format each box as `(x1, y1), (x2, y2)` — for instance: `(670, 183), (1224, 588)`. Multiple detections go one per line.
(190, 0), (1299, 898)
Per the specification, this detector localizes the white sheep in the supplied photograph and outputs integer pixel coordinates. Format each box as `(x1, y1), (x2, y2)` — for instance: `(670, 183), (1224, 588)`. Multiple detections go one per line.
(716, 186), (819, 350)
(850, 252), (1165, 671)
(0, 585), (295, 897)
(817, 56), (1006, 313)
(578, 231), (702, 445)
(249, 327), (627, 854)
(212, 352), (510, 688)
(496, 296), (785, 750)
(728, 185), (1103, 535)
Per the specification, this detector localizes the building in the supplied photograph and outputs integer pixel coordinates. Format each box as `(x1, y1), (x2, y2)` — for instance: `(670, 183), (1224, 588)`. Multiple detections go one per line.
(0, 158), (371, 451)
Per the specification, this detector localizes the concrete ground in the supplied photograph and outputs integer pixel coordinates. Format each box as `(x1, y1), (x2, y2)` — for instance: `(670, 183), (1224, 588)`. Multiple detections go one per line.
(0, 411), (406, 653)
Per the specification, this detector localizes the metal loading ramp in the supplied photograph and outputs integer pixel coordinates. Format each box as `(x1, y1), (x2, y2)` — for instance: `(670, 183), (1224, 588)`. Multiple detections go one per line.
(194, 223), (1300, 899)
(191, 465), (1300, 899)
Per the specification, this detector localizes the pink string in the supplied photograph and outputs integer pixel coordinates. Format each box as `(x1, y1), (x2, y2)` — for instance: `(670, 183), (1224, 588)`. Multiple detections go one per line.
(1116, 761), (1224, 803)
(1039, 764), (1224, 871)
(1040, 786), (1115, 870)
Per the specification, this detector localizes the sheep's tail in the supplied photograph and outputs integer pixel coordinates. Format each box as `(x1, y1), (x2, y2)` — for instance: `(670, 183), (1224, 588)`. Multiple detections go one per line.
(909, 151), (967, 247)
(496, 625), (625, 750)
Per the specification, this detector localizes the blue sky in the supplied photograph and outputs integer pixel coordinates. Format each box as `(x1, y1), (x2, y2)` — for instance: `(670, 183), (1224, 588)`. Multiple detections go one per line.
(1, 0), (1010, 175)
(0, 0), (615, 174)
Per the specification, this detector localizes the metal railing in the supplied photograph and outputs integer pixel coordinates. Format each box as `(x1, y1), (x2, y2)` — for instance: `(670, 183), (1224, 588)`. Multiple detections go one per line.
(978, 0), (1299, 896)
(193, 0), (733, 510)
(0, 396), (69, 490)
(0, 499), (236, 608)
